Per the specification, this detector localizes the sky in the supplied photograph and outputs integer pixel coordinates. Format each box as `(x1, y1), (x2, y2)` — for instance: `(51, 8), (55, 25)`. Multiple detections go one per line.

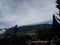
(0, 0), (58, 28)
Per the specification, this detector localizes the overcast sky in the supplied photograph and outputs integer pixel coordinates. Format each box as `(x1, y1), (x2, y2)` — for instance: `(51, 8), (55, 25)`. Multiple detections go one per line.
(0, 0), (58, 28)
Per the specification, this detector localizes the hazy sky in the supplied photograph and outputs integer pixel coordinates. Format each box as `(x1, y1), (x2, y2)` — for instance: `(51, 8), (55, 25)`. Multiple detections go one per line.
(0, 0), (57, 28)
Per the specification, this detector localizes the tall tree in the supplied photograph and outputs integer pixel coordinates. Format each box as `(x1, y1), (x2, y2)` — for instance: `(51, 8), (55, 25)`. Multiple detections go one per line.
(53, 0), (60, 37)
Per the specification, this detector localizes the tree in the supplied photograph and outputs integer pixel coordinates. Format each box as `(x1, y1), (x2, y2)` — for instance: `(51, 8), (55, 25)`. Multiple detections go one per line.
(53, 0), (60, 37)
(13, 25), (19, 38)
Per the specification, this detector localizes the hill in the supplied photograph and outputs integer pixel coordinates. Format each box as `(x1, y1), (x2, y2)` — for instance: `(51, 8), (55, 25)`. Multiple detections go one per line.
(6, 24), (52, 35)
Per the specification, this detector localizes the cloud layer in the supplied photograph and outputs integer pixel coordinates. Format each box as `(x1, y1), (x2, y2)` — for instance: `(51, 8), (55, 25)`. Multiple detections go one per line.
(0, 0), (57, 28)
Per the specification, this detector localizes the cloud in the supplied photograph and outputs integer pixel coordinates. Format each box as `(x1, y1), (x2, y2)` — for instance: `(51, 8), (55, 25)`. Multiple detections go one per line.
(0, 0), (56, 28)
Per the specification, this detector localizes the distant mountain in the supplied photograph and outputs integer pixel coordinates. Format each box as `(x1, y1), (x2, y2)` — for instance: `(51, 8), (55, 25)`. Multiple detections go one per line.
(40, 20), (52, 24)
(0, 22), (11, 28)
(0, 20), (52, 28)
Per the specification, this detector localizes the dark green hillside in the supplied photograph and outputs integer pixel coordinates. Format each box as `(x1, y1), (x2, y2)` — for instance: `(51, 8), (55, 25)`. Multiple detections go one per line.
(6, 24), (52, 34)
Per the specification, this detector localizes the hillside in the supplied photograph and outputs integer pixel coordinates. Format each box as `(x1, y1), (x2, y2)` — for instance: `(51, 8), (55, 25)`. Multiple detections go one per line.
(6, 24), (53, 34)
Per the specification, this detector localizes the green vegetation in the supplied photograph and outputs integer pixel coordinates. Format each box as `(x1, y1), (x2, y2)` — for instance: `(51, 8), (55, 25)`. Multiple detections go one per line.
(0, 24), (53, 45)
